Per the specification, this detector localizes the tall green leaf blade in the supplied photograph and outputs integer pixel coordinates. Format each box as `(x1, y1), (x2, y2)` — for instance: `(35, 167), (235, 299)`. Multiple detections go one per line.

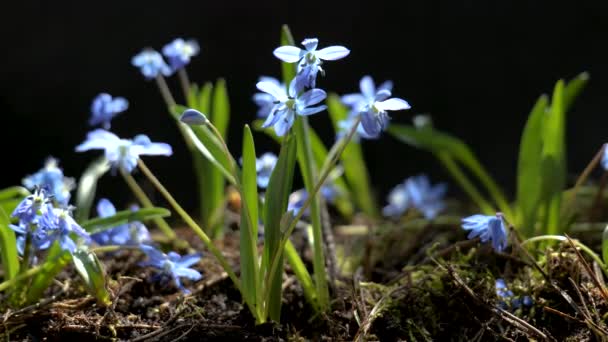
(212, 79), (230, 138)
(0, 187), (29, 202)
(542, 80), (566, 235)
(81, 207), (171, 234)
(262, 131), (297, 321)
(280, 25), (296, 84)
(0, 207), (19, 281)
(72, 249), (111, 306)
(27, 243), (71, 304)
(516, 95), (548, 235)
(563, 72), (589, 112)
(75, 157), (110, 222)
(327, 95), (377, 217)
(240, 125), (259, 309)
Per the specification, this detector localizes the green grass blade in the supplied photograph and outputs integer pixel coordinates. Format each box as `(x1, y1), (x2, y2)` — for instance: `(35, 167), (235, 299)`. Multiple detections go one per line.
(81, 207), (171, 234)
(0, 187), (29, 202)
(542, 80), (566, 235)
(240, 125), (260, 311)
(563, 72), (589, 112)
(212, 79), (230, 138)
(280, 25), (296, 83)
(387, 124), (512, 219)
(262, 131), (297, 321)
(515, 95), (548, 236)
(75, 157), (110, 222)
(284, 239), (319, 311)
(72, 249), (111, 306)
(603, 225), (608, 266)
(294, 117), (329, 311)
(27, 243), (71, 304)
(0, 207), (19, 281)
(327, 94), (378, 217)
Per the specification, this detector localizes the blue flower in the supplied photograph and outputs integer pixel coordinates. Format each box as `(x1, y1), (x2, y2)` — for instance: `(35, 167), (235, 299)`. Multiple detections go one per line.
(382, 183), (409, 218)
(257, 78), (327, 136)
(11, 188), (52, 225)
(274, 38), (350, 88)
(139, 245), (202, 294)
(253, 77), (285, 119)
(383, 175), (446, 219)
(162, 38), (200, 70)
(131, 49), (172, 79)
(180, 109), (209, 125)
(287, 185), (337, 217)
(91, 199), (151, 246)
(22, 158), (75, 206)
(75, 129), (172, 173)
(89, 93), (129, 130)
(354, 80), (410, 138)
(495, 278), (514, 298)
(255, 152), (278, 188)
(37, 207), (91, 253)
(461, 213), (508, 252)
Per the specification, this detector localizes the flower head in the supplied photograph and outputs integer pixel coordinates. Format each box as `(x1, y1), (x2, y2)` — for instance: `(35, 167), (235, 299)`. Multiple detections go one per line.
(383, 175), (446, 219)
(287, 185), (337, 217)
(257, 78), (327, 136)
(23, 158), (75, 206)
(12, 188), (52, 224)
(253, 76), (285, 119)
(255, 152), (278, 188)
(162, 38), (200, 70)
(89, 93), (129, 130)
(345, 76), (410, 138)
(37, 207), (91, 253)
(131, 49), (172, 79)
(75, 129), (172, 173)
(91, 199), (151, 246)
(274, 38), (350, 88)
(140, 245), (202, 293)
(461, 213), (508, 252)
(180, 109), (209, 125)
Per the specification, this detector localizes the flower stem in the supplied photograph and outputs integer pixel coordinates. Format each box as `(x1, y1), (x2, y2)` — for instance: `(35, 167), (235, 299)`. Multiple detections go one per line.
(155, 75), (176, 109)
(178, 68), (191, 101)
(120, 169), (176, 240)
(136, 160), (258, 319)
(564, 144), (606, 216)
(0, 264), (43, 292)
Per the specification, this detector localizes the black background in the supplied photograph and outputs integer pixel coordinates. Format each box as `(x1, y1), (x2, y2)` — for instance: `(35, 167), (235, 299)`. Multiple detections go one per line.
(1, 1), (607, 211)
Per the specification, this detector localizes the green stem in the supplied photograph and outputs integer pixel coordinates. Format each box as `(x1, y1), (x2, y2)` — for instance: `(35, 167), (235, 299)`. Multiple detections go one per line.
(264, 116), (362, 313)
(178, 68), (191, 101)
(155, 75), (176, 108)
(564, 144), (606, 217)
(0, 265), (42, 292)
(136, 159), (258, 319)
(120, 169), (176, 240)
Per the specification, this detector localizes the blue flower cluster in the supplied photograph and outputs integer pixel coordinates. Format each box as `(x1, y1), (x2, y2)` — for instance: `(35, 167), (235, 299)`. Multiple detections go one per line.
(22, 158), (75, 206)
(139, 245), (202, 294)
(461, 213), (509, 252)
(495, 278), (533, 310)
(91, 199), (151, 246)
(10, 188), (90, 255)
(89, 93), (128, 130)
(383, 174), (447, 220)
(132, 38), (200, 79)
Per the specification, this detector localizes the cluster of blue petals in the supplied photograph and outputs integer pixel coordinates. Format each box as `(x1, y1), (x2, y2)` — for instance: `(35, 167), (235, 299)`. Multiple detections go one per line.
(383, 174), (447, 220)
(23, 158), (74, 206)
(461, 213), (509, 252)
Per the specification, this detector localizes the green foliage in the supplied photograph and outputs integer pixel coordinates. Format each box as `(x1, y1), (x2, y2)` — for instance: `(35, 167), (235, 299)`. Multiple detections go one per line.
(75, 157), (110, 222)
(262, 131), (298, 321)
(26, 243), (71, 304)
(72, 249), (111, 306)
(81, 207), (171, 234)
(0, 206), (19, 282)
(239, 125), (260, 312)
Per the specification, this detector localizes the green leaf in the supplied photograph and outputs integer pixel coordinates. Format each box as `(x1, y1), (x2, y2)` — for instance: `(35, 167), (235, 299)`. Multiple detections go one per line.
(284, 240), (318, 311)
(327, 94), (377, 217)
(239, 125), (260, 309)
(212, 79), (230, 138)
(294, 117), (329, 311)
(0, 186), (29, 202)
(602, 225), (608, 266)
(72, 249), (111, 306)
(0, 207), (19, 281)
(81, 207), (171, 234)
(516, 95), (548, 236)
(387, 124), (513, 220)
(280, 25), (296, 84)
(563, 72), (589, 112)
(27, 243), (71, 304)
(542, 80), (566, 235)
(262, 131), (297, 321)
(75, 157), (110, 222)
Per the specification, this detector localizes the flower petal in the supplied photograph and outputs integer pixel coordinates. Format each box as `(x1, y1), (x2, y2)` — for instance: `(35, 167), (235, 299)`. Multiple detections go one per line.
(97, 198), (117, 218)
(299, 88), (327, 107)
(274, 111), (295, 137)
(180, 109), (209, 125)
(298, 105), (327, 116)
(315, 46), (350, 61)
(375, 98), (411, 111)
(273, 46), (303, 63)
(301, 38), (319, 51)
(257, 81), (287, 100)
(173, 267), (203, 281)
(359, 76), (375, 99)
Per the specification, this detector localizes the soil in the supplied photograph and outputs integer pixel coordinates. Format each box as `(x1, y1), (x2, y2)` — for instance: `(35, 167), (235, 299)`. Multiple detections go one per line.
(2, 213), (608, 341)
